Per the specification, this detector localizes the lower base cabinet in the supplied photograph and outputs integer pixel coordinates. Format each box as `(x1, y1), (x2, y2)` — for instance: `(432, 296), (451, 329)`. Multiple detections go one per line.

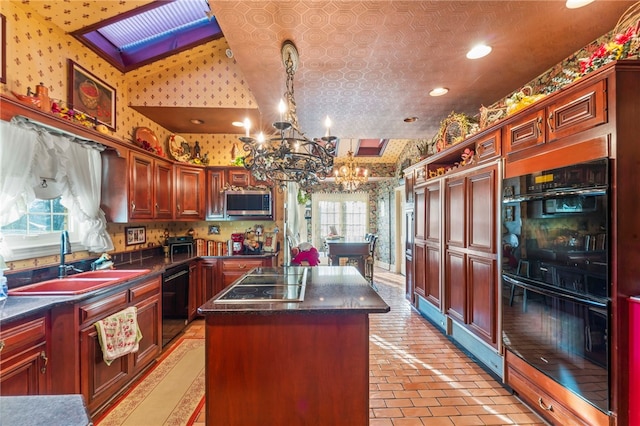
(505, 350), (610, 426)
(50, 275), (162, 417)
(0, 314), (51, 395)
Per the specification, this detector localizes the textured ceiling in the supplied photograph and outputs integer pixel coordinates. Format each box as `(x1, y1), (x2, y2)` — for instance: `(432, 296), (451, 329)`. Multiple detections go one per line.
(23, 0), (637, 164)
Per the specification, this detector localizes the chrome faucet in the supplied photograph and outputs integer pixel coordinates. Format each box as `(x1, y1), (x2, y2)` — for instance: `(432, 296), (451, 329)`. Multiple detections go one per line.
(58, 231), (82, 278)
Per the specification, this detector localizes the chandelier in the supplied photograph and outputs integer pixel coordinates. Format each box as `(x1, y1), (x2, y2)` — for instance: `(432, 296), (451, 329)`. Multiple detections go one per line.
(240, 40), (336, 190)
(334, 146), (369, 191)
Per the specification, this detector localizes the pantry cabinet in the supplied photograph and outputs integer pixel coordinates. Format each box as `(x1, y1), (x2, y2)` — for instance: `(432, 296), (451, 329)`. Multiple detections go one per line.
(0, 314), (51, 395)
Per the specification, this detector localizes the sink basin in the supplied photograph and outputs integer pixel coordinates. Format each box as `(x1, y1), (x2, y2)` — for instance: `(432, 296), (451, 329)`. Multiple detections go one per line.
(9, 269), (151, 296)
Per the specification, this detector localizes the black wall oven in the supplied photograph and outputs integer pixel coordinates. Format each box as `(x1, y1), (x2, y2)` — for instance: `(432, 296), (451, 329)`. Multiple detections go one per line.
(501, 159), (610, 413)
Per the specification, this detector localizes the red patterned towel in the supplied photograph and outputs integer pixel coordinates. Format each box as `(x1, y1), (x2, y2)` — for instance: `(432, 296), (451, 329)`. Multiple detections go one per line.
(95, 306), (143, 366)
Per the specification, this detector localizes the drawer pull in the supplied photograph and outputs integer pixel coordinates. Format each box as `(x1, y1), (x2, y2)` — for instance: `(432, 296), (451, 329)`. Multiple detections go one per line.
(131, 201), (136, 212)
(40, 351), (48, 374)
(547, 112), (555, 133)
(0, 340), (4, 352)
(538, 397), (553, 411)
(536, 116), (543, 135)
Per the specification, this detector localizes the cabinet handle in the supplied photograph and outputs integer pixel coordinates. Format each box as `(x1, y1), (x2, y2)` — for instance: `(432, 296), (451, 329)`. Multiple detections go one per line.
(538, 397), (553, 411)
(536, 116), (543, 136)
(155, 203), (158, 209)
(131, 201), (136, 212)
(547, 112), (555, 133)
(177, 204), (181, 212)
(40, 351), (48, 374)
(0, 340), (4, 353)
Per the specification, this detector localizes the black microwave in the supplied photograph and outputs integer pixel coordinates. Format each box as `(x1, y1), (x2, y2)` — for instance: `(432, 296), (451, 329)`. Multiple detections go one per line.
(224, 190), (273, 218)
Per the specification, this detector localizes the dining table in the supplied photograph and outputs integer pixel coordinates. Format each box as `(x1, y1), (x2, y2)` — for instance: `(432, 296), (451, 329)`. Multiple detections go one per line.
(325, 239), (370, 277)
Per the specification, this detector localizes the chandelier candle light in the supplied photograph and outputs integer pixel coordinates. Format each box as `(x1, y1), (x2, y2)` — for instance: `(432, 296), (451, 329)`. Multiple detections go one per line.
(334, 145), (369, 191)
(239, 40), (337, 190)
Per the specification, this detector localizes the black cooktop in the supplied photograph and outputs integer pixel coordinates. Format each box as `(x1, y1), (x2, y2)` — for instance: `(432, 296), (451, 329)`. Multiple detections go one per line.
(214, 267), (307, 303)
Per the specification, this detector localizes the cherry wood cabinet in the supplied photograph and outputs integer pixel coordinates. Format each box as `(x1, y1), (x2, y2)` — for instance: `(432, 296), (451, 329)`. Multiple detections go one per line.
(505, 79), (607, 158)
(128, 152), (173, 220)
(174, 164), (205, 220)
(227, 168), (251, 187)
(0, 314), (50, 395)
(49, 275), (162, 417)
(199, 258), (218, 302)
(205, 168), (226, 219)
(443, 165), (498, 346)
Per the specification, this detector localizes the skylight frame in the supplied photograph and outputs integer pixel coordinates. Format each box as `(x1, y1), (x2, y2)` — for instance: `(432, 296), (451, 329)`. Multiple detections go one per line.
(70, 0), (223, 73)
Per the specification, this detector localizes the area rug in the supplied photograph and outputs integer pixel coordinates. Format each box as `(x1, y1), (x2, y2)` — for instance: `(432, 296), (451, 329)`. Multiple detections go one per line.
(96, 338), (205, 426)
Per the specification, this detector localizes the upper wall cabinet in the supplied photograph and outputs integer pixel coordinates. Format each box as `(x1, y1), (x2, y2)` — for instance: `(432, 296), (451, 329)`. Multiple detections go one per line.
(101, 149), (175, 222)
(174, 165), (205, 221)
(505, 79), (607, 158)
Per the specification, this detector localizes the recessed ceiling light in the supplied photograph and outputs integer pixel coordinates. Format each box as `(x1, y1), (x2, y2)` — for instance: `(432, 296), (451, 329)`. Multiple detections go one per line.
(232, 121), (244, 127)
(404, 117), (418, 123)
(429, 87), (449, 97)
(190, 119), (204, 125)
(466, 44), (492, 59)
(565, 0), (595, 8)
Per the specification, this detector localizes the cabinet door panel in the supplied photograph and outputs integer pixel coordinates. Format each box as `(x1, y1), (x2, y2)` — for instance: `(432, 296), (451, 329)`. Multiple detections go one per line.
(206, 169), (226, 219)
(199, 260), (217, 301)
(445, 250), (466, 322)
(154, 160), (173, 219)
(547, 79), (607, 142)
(228, 169), (251, 187)
(80, 326), (131, 411)
(0, 344), (48, 395)
(175, 166), (204, 219)
(414, 242), (426, 298)
(425, 244), (441, 308)
(426, 182), (440, 243)
(133, 294), (161, 371)
(505, 109), (545, 154)
(468, 167), (496, 252)
(129, 153), (153, 219)
(414, 187), (426, 240)
(445, 177), (465, 247)
(468, 255), (496, 345)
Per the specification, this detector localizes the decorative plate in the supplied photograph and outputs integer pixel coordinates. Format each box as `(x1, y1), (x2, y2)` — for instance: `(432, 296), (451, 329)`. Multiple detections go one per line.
(168, 134), (192, 162)
(134, 127), (159, 149)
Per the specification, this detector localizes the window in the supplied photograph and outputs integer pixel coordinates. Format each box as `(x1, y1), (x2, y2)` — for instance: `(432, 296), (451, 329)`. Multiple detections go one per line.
(0, 196), (79, 260)
(312, 193), (368, 250)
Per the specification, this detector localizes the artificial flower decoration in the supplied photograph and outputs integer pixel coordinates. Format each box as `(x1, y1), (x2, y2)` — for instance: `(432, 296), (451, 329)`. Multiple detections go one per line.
(579, 25), (639, 76)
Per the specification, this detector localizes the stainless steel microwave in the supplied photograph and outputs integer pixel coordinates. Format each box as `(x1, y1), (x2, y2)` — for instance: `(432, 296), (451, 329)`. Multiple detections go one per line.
(224, 190), (273, 218)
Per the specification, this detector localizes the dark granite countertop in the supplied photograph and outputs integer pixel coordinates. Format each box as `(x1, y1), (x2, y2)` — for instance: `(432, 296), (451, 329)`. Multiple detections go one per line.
(198, 266), (390, 315)
(0, 394), (92, 426)
(1, 252), (279, 325)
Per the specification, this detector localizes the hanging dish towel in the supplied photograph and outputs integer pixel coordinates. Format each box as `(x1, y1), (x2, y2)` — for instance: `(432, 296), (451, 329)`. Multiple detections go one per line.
(95, 306), (143, 366)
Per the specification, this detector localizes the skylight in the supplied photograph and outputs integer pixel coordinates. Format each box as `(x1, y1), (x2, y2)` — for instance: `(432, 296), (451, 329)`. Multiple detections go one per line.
(71, 0), (223, 73)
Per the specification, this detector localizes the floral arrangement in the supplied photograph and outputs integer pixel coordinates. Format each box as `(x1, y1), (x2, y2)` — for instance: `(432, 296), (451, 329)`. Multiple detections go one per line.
(579, 25), (639, 76)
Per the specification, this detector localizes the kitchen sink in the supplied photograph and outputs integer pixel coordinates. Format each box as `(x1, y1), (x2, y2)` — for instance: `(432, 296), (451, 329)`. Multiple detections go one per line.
(9, 269), (151, 296)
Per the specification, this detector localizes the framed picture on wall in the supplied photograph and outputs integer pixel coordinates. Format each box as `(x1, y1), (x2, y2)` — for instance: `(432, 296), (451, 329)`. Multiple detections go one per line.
(262, 233), (276, 252)
(1, 14), (6, 84)
(125, 226), (146, 246)
(67, 60), (116, 130)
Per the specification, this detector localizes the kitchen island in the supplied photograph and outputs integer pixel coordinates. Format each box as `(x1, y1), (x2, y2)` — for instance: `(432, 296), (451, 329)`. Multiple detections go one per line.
(198, 266), (390, 426)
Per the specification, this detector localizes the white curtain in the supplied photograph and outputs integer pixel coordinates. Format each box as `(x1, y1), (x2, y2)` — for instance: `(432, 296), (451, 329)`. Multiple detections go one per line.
(0, 118), (114, 253)
(0, 120), (40, 226)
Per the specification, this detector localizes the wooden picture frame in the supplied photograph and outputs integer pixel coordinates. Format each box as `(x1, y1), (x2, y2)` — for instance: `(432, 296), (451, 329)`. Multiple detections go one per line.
(125, 226), (146, 246)
(68, 60), (116, 130)
(262, 232), (276, 252)
(0, 14), (6, 84)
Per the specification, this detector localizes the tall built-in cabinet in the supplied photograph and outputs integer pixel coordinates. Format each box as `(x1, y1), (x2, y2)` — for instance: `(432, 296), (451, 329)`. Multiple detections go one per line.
(404, 61), (640, 426)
